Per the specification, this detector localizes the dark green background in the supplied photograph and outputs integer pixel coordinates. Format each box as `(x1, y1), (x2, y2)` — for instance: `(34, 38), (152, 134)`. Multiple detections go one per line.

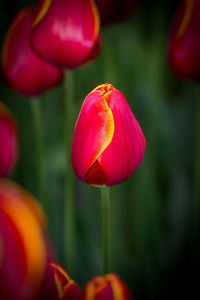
(0, 0), (198, 299)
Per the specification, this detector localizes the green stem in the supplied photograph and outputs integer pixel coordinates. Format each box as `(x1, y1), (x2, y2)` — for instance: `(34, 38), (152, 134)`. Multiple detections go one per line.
(101, 187), (110, 274)
(64, 71), (75, 274)
(30, 99), (48, 212)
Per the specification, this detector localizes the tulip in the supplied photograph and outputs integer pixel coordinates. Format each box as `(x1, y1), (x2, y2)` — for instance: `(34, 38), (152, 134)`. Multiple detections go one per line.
(94, 0), (139, 25)
(168, 0), (200, 81)
(82, 274), (134, 300)
(30, 0), (100, 69)
(1, 7), (63, 96)
(36, 262), (82, 300)
(0, 101), (18, 176)
(0, 179), (48, 300)
(71, 83), (146, 187)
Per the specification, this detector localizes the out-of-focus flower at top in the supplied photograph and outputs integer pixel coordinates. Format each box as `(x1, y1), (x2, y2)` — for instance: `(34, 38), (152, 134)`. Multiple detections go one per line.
(0, 179), (48, 300)
(94, 0), (139, 26)
(71, 83), (146, 187)
(0, 101), (18, 177)
(36, 261), (82, 300)
(168, 0), (200, 81)
(82, 274), (134, 300)
(30, 0), (101, 69)
(1, 7), (63, 96)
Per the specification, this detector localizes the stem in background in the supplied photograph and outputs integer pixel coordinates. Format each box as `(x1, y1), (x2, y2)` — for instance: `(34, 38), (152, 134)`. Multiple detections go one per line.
(64, 71), (75, 274)
(30, 98), (48, 212)
(101, 187), (110, 274)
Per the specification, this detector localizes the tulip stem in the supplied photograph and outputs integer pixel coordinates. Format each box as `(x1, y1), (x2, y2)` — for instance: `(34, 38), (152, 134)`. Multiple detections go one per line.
(64, 71), (75, 274)
(195, 88), (200, 239)
(30, 98), (48, 213)
(101, 187), (110, 274)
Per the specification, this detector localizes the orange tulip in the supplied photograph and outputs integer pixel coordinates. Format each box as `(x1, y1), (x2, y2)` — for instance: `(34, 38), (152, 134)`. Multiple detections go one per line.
(0, 179), (48, 300)
(82, 274), (134, 300)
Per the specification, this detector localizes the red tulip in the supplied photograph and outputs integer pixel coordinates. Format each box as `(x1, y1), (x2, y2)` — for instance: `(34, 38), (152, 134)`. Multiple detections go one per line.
(30, 0), (101, 69)
(82, 274), (134, 300)
(0, 179), (48, 300)
(94, 0), (139, 25)
(71, 83), (146, 187)
(1, 7), (63, 96)
(36, 262), (82, 300)
(168, 0), (200, 81)
(0, 101), (18, 176)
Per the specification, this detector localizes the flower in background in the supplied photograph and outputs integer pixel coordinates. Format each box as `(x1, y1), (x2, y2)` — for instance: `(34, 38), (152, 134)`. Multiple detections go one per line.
(168, 0), (200, 81)
(94, 0), (139, 26)
(0, 179), (48, 300)
(30, 0), (101, 69)
(82, 274), (134, 300)
(0, 101), (18, 177)
(71, 83), (146, 187)
(1, 7), (63, 96)
(36, 262), (82, 300)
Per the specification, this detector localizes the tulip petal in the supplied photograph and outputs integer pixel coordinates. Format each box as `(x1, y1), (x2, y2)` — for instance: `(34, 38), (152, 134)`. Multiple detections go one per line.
(71, 88), (114, 185)
(99, 89), (146, 186)
(2, 7), (63, 96)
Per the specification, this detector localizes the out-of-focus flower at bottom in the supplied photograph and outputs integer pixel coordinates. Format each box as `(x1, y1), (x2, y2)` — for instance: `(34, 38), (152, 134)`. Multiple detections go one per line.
(36, 262), (82, 300)
(0, 101), (18, 177)
(0, 179), (48, 300)
(82, 274), (134, 300)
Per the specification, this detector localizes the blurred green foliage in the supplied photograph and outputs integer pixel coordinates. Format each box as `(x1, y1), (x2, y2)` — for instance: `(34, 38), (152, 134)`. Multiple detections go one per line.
(0, 0), (198, 299)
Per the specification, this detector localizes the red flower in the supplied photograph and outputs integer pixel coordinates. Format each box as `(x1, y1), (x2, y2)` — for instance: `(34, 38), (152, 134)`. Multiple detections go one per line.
(30, 0), (101, 69)
(168, 0), (200, 81)
(82, 274), (134, 300)
(94, 0), (139, 25)
(71, 83), (145, 187)
(36, 262), (82, 300)
(0, 101), (18, 176)
(0, 179), (48, 300)
(1, 7), (63, 96)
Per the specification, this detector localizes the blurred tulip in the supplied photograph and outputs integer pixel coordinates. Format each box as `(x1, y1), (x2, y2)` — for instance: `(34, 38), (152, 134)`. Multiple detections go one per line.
(71, 83), (145, 187)
(82, 274), (134, 300)
(94, 0), (139, 25)
(168, 0), (200, 81)
(0, 101), (18, 176)
(1, 7), (63, 96)
(30, 0), (100, 69)
(36, 262), (82, 300)
(0, 179), (48, 300)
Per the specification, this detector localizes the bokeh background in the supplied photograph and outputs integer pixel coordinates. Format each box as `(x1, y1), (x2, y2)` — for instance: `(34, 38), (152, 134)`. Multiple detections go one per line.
(0, 0), (198, 299)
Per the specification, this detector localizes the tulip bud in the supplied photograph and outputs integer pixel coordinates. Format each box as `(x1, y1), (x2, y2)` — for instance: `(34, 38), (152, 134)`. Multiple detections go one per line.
(71, 83), (145, 187)
(168, 0), (200, 81)
(30, 0), (100, 69)
(94, 0), (139, 25)
(1, 7), (63, 96)
(0, 101), (18, 176)
(0, 179), (48, 300)
(37, 262), (82, 300)
(82, 274), (134, 300)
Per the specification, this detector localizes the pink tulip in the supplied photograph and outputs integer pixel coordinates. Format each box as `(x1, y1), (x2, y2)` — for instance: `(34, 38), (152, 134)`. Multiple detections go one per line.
(71, 83), (146, 187)
(1, 7), (63, 96)
(168, 0), (200, 81)
(82, 274), (134, 300)
(0, 101), (18, 176)
(30, 0), (101, 69)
